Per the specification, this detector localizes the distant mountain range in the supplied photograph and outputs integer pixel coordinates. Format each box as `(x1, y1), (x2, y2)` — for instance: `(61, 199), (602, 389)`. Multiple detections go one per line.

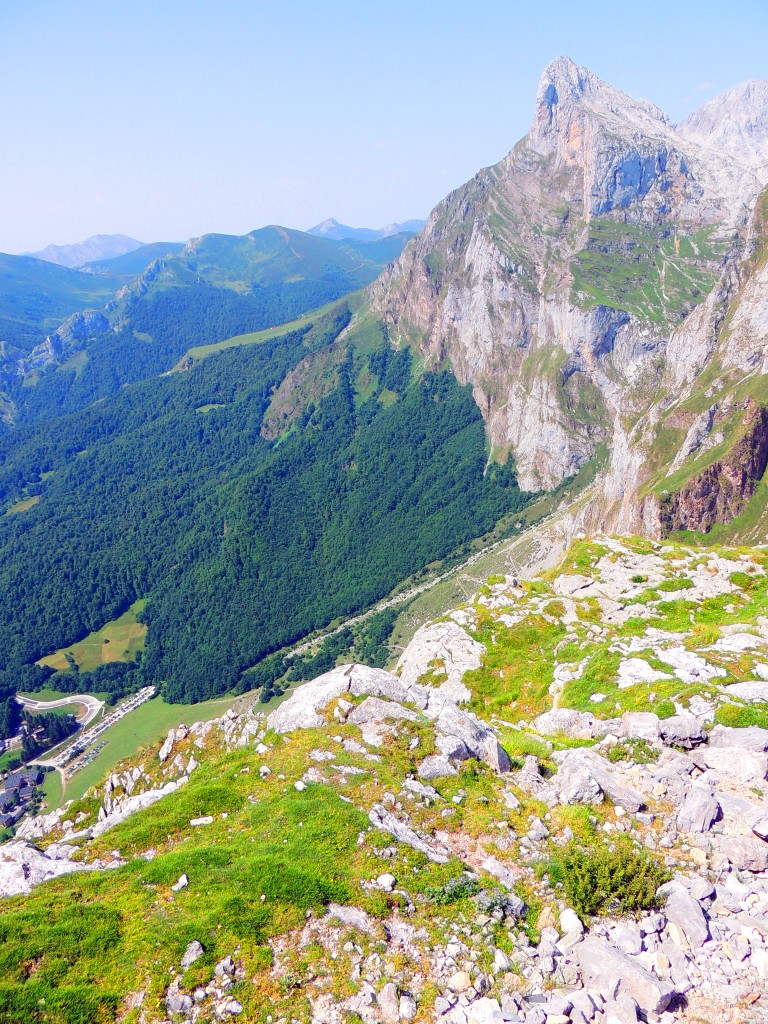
(28, 234), (147, 269)
(308, 218), (426, 242)
(26, 223), (426, 267)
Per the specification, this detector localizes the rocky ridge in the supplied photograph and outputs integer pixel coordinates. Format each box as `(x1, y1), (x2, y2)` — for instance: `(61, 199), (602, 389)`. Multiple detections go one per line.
(5, 537), (768, 1023)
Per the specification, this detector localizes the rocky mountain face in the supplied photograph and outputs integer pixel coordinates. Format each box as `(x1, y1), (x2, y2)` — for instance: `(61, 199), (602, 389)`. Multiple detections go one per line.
(367, 58), (768, 541)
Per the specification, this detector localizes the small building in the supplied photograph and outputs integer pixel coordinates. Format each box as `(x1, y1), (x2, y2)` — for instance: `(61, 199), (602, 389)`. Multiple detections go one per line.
(3, 767), (43, 791)
(0, 792), (17, 813)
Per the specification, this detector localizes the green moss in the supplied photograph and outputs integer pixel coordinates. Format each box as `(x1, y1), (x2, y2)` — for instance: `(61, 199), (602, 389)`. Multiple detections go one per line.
(714, 703), (768, 729)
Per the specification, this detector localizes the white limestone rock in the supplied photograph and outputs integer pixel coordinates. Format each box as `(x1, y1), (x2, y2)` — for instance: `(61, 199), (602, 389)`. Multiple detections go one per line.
(723, 681), (768, 703)
(574, 936), (674, 1015)
(0, 841), (104, 897)
(533, 708), (599, 739)
(617, 658), (671, 689)
(396, 621), (485, 704)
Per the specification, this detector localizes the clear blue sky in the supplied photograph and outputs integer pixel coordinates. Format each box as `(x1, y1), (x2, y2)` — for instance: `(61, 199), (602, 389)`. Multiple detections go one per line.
(2, 0), (767, 253)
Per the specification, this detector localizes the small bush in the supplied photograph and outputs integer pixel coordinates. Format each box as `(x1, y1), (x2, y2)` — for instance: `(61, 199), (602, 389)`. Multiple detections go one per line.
(729, 570), (759, 591)
(605, 739), (658, 764)
(654, 699), (676, 719)
(547, 839), (668, 921)
(424, 875), (480, 905)
(658, 577), (694, 592)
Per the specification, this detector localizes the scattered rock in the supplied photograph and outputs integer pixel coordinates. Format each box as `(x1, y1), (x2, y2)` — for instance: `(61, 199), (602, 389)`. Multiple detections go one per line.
(368, 804), (450, 863)
(180, 940), (204, 968)
(658, 714), (706, 748)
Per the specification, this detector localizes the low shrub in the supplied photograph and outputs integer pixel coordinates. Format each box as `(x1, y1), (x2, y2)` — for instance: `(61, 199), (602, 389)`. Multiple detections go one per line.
(424, 875), (480, 905)
(547, 838), (669, 921)
(605, 739), (658, 764)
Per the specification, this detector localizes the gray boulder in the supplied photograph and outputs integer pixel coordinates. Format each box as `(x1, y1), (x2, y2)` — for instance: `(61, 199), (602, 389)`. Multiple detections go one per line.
(713, 835), (768, 872)
(417, 755), (457, 779)
(349, 667), (429, 709)
(691, 746), (768, 784)
(659, 713), (706, 748)
(676, 783), (720, 833)
(574, 936), (674, 1015)
(267, 669), (352, 732)
(377, 981), (400, 1024)
(707, 724), (768, 751)
(533, 708), (599, 739)
(368, 804), (450, 863)
(551, 749), (645, 812)
(662, 884), (709, 948)
(556, 761), (604, 805)
(181, 939), (204, 968)
(621, 711), (661, 742)
(429, 703), (511, 774)
(395, 620), (485, 704)
(347, 696), (421, 726)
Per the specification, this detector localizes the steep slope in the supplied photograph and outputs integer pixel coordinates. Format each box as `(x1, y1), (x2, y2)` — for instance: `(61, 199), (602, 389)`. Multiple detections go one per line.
(367, 57), (768, 533)
(0, 299), (533, 702)
(3, 537), (768, 1024)
(0, 253), (120, 359)
(4, 226), (414, 427)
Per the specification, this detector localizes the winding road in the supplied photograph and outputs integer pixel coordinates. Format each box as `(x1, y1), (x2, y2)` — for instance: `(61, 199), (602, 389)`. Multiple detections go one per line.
(16, 693), (104, 727)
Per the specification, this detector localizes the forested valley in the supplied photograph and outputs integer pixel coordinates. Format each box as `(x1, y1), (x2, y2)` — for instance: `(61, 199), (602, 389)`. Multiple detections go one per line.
(0, 304), (534, 704)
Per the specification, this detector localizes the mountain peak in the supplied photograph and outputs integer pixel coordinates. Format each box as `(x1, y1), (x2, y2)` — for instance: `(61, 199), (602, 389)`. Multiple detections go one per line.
(29, 233), (145, 269)
(678, 79), (768, 170)
(532, 56), (670, 141)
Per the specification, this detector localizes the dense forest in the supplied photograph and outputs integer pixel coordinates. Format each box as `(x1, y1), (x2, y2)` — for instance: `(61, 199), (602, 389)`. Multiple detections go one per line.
(20, 710), (79, 761)
(0, 306), (533, 704)
(11, 274), (359, 427)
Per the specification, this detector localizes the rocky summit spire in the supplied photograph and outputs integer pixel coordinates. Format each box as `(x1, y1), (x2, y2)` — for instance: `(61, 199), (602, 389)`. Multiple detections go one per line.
(531, 55), (671, 147)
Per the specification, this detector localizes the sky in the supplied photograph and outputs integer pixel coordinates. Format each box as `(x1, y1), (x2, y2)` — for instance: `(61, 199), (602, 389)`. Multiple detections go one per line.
(2, 0), (767, 253)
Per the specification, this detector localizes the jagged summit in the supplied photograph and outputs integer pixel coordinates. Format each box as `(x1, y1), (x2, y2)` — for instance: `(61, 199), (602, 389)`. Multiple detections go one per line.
(532, 55), (671, 142)
(369, 56), (768, 514)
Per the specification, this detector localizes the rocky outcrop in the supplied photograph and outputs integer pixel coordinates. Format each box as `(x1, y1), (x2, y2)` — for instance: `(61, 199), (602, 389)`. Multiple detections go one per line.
(266, 663), (510, 777)
(17, 309), (110, 374)
(657, 401), (768, 535)
(395, 621), (484, 704)
(0, 841), (119, 897)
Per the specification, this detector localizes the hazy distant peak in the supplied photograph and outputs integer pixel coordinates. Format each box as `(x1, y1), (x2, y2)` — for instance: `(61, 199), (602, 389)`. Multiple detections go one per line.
(678, 79), (768, 168)
(30, 234), (145, 269)
(308, 219), (425, 242)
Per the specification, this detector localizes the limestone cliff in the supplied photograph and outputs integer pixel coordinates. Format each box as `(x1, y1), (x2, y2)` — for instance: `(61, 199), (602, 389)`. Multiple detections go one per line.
(367, 58), (768, 536)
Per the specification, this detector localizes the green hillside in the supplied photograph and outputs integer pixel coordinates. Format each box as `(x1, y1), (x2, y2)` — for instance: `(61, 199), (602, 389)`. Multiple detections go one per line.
(9, 227), (413, 428)
(82, 241), (186, 281)
(0, 302), (532, 704)
(0, 254), (119, 356)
